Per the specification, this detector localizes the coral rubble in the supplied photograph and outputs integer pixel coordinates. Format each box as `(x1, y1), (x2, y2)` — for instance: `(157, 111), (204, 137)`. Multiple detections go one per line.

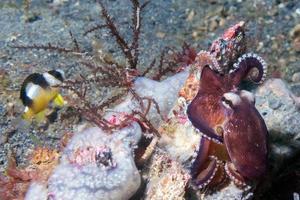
(26, 123), (142, 200)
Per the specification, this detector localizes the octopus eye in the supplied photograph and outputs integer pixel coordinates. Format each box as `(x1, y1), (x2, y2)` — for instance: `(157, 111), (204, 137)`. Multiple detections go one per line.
(236, 32), (242, 42)
(221, 96), (233, 109)
(222, 92), (241, 109)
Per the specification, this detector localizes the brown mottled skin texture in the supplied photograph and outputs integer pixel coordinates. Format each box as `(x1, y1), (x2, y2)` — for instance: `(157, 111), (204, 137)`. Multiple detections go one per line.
(210, 21), (247, 74)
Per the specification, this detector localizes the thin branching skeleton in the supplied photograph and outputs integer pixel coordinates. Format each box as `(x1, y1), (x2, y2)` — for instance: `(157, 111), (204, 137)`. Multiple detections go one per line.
(12, 0), (195, 135)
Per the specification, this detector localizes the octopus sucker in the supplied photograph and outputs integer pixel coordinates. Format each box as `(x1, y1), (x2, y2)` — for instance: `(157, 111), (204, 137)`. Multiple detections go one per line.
(190, 137), (211, 178)
(197, 128), (223, 144)
(230, 53), (267, 85)
(208, 160), (227, 188)
(196, 50), (221, 73)
(193, 156), (219, 189)
(225, 162), (247, 187)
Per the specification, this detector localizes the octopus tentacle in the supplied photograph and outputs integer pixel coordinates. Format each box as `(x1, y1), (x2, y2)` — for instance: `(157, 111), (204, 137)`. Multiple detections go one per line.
(190, 119), (223, 143)
(195, 50), (221, 73)
(187, 66), (225, 143)
(230, 53), (267, 86)
(191, 138), (228, 188)
(225, 162), (247, 187)
(193, 155), (219, 188)
(190, 137), (211, 178)
(209, 162), (228, 188)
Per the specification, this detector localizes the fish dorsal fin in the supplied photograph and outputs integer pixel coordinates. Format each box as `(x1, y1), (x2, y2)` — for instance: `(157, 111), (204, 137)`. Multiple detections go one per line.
(43, 72), (62, 86)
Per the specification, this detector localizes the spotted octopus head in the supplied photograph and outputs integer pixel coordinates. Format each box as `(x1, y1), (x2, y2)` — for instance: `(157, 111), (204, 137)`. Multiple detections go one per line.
(210, 21), (247, 74)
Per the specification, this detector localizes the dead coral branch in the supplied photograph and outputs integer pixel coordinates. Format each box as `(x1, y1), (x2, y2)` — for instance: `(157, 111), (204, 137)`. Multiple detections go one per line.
(151, 43), (196, 80)
(11, 0), (174, 136)
(11, 30), (82, 55)
(85, 0), (150, 70)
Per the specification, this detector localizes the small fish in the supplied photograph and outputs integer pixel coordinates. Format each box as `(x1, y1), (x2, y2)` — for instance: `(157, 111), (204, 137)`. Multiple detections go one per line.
(20, 69), (65, 122)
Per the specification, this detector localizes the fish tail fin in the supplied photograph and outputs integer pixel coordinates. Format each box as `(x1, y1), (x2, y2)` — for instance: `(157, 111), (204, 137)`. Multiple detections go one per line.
(53, 94), (65, 107)
(22, 108), (34, 121)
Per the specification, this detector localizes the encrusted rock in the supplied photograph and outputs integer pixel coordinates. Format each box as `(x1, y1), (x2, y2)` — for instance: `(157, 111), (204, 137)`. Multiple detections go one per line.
(256, 78), (300, 140)
(25, 123), (142, 200)
(25, 182), (48, 200)
(290, 82), (300, 97)
(107, 71), (189, 128)
(205, 183), (247, 200)
(292, 72), (300, 83)
(290, 24), (300, 52)
(24, 70), (190, 200)
(158, 97), (200, 163)
(145, 152), (190, 200)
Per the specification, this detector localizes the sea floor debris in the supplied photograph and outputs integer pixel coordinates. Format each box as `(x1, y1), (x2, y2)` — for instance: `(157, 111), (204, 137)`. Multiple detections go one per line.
(26, 123), (142, 200)
(1, 0), (300, 199)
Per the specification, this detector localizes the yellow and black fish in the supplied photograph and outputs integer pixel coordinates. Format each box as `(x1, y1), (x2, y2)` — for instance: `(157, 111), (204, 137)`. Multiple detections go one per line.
(20, 69), (65, 121)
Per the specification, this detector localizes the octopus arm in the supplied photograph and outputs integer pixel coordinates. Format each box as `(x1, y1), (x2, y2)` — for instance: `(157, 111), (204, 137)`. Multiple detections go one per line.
(195, 51), (221, 73)
(192, 156), (218, 188)
(230, 53), (267, 86)
(223, 104), (268, 180)
(190, 137), (211, 178)
(187, 66), (227, 143)
(187, 100), (223, 143)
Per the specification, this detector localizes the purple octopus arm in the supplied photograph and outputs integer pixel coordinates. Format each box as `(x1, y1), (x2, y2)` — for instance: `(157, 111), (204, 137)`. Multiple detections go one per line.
(223, 96), (268, 180)
(190, 137), (211, 178)
(187, 66), (227, 143)
(187, 101), (224, 143)
(230, 53), (267, 86)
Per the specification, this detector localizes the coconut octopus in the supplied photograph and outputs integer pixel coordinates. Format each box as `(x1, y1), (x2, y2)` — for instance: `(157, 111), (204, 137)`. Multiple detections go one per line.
(181, 21), (268, 188)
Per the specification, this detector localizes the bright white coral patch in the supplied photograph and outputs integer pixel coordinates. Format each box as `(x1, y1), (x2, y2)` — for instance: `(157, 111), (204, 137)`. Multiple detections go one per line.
(106, 70), (189, 128)
(25, 182), (48, 200)
(47, 123), (142, 200)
